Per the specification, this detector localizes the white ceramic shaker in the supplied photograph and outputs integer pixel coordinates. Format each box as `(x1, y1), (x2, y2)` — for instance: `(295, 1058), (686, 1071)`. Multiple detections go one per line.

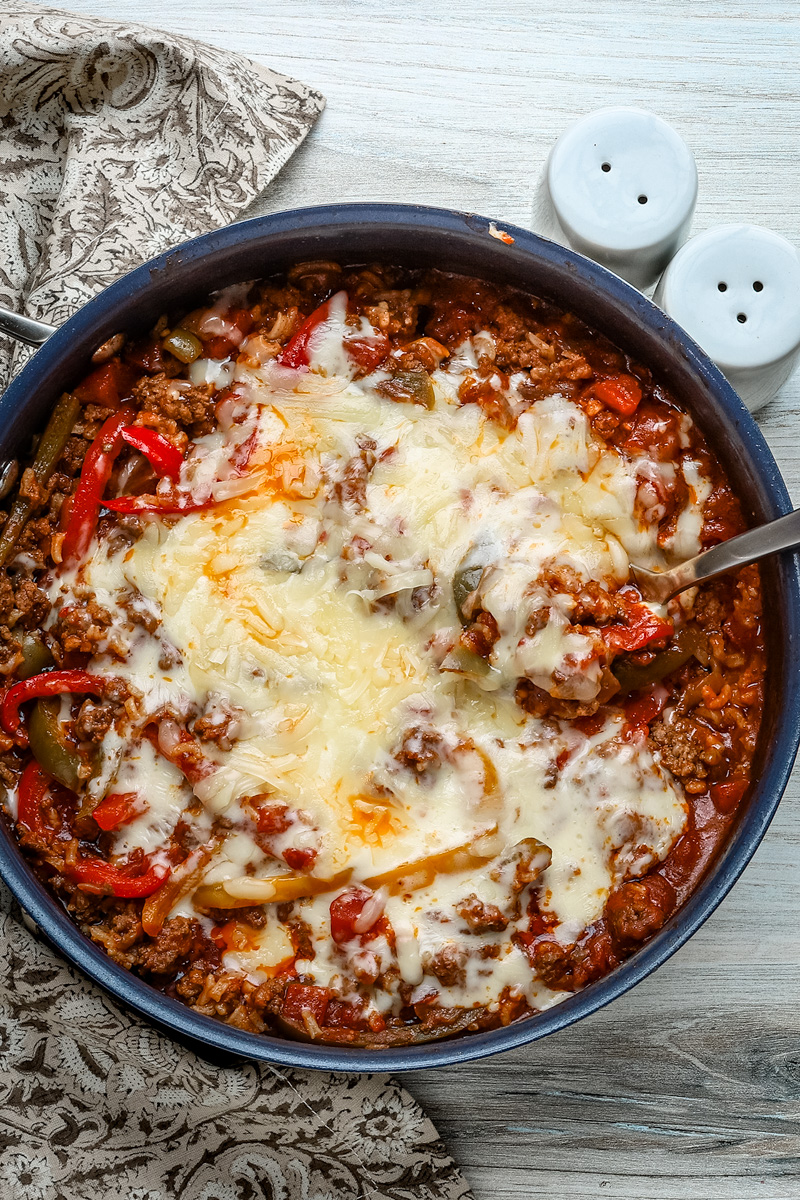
(653, 224), (800, 413)
(544, 107), (698, 291)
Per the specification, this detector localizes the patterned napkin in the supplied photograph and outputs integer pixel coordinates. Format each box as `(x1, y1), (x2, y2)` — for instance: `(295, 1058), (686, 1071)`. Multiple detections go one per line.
(0, 6), (473, 1198)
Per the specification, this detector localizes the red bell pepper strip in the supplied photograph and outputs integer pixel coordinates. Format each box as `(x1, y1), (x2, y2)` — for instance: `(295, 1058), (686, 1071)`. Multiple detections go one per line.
(1, 669), (106, 747)
(17, 760), (56, 840)
(120, 427), (185, 478)
(61, 405), (135, 565)
(586, 374), (643, 416)
(103, 493), (212, 516)
(277, 294), (343, 369)
(65, 855), (169, 897)
(602, 593), (673, 654)
(92, 791), (148, 832)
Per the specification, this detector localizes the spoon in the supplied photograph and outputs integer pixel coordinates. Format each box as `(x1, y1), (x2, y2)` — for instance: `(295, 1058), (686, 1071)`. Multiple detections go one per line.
(630, 507), (800, 604)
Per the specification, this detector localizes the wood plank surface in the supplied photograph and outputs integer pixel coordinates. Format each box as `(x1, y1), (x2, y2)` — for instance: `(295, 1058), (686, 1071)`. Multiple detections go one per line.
(30, 2), (800, 1197)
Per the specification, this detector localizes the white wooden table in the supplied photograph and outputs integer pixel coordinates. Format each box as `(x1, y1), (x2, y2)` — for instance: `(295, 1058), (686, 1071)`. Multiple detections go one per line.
(42, 2), (800, 1196)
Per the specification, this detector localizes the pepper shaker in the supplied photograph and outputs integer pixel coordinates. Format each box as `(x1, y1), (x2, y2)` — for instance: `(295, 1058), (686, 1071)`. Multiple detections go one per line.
(654, 224), (800, 413)
(544, 107), (698, 290)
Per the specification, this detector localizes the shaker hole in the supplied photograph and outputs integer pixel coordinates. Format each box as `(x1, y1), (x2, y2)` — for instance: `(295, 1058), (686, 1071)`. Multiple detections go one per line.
(601, 162), (611, 172)
(637, 195), (648, 204)
(717, 282), (727, 292)
(753, 281), (764, 292)
(737, 313), (747, 323)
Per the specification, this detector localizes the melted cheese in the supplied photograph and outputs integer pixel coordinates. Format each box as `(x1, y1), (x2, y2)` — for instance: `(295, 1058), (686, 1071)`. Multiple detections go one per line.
(37, 322), (710, 1017)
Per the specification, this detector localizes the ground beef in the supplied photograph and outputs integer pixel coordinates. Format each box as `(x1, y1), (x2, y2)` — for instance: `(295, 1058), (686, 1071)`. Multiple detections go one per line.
(206, 905), (266, 929)
(104, 515), (144, 555)
(0, 627), (21, 677)
(515, 676), (608, 720)
(424, 943), (467, 988)
(332, 436), (376, 509)
(138, 916), (201, 975)
(606, 876), (677, 948)
(650, 714), (709, 780)
(87, 904), (144, 968)
(52, 599), (113, 655)
(0, 576), (14, 624)
(117, 587), (160, 634)
(532, 926), (620, 993)
(131, 373), (215, 436)
(394, 336), (449, 372)
(174, 965), (207, 1004)
(460, 610), (500, 658)
(396, 725), (444, 776)
(455, 894), (508, 933)
(73, 698), (116, 743)
(8, 576), (51, 630)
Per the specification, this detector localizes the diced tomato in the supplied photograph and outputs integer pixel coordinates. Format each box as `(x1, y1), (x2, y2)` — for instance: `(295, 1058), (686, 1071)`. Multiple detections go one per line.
(585, 374), (643, 416)
(230, 308), (255, 338)
(283, 846), (317, 870)
(623, 399), (683, 461)
(710, 778), (749, 814)
(124, 338), (167, 375)
(661, 833), (702, 887)
(602, 591), (673, 654)
(231, 428), (258, 475)
(254, 803), (292, 836)
(201, 336), (234, 360)
(281, 983), (331, 1025)
(624, 684), (669, 731)
(329, 886), (383, 944)
(345, 333), (390, 372)
(325, 998), (373, 1031)
(251, 802), (318, 870)
(572, 713), (606, 738)
(92, 792), (148, 832)
(74, 360), (138, 410)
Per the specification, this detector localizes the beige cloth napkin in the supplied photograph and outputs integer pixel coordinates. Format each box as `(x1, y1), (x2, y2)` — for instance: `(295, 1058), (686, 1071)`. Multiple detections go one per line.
(0, 6), (474, 1198)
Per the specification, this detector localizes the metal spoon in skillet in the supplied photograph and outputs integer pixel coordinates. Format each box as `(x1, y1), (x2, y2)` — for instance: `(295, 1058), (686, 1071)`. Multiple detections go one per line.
(630, 508), (800, 604)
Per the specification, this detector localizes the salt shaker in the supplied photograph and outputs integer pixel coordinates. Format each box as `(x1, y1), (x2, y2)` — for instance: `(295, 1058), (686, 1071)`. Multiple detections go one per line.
(653, 224), (800, 413)
(544, 107), (698, 290)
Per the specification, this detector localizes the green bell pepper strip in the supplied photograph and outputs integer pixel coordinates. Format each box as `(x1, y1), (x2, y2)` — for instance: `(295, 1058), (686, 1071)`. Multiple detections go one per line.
(0, 391), (81, 568)
(27, 697), (82, 791)
(613, 624), (706, 694)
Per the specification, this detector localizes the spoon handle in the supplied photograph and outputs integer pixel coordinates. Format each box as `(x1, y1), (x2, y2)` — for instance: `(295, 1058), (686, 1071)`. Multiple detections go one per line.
(0, 306), (56, 347)
(664, 507), (800, 599)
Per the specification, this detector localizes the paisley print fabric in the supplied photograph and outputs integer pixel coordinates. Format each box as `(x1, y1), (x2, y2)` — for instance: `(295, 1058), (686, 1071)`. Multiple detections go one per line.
(0, 890), (471, 1199)
(0, 7), (473, 1197)
(0, 0), (325, 384)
